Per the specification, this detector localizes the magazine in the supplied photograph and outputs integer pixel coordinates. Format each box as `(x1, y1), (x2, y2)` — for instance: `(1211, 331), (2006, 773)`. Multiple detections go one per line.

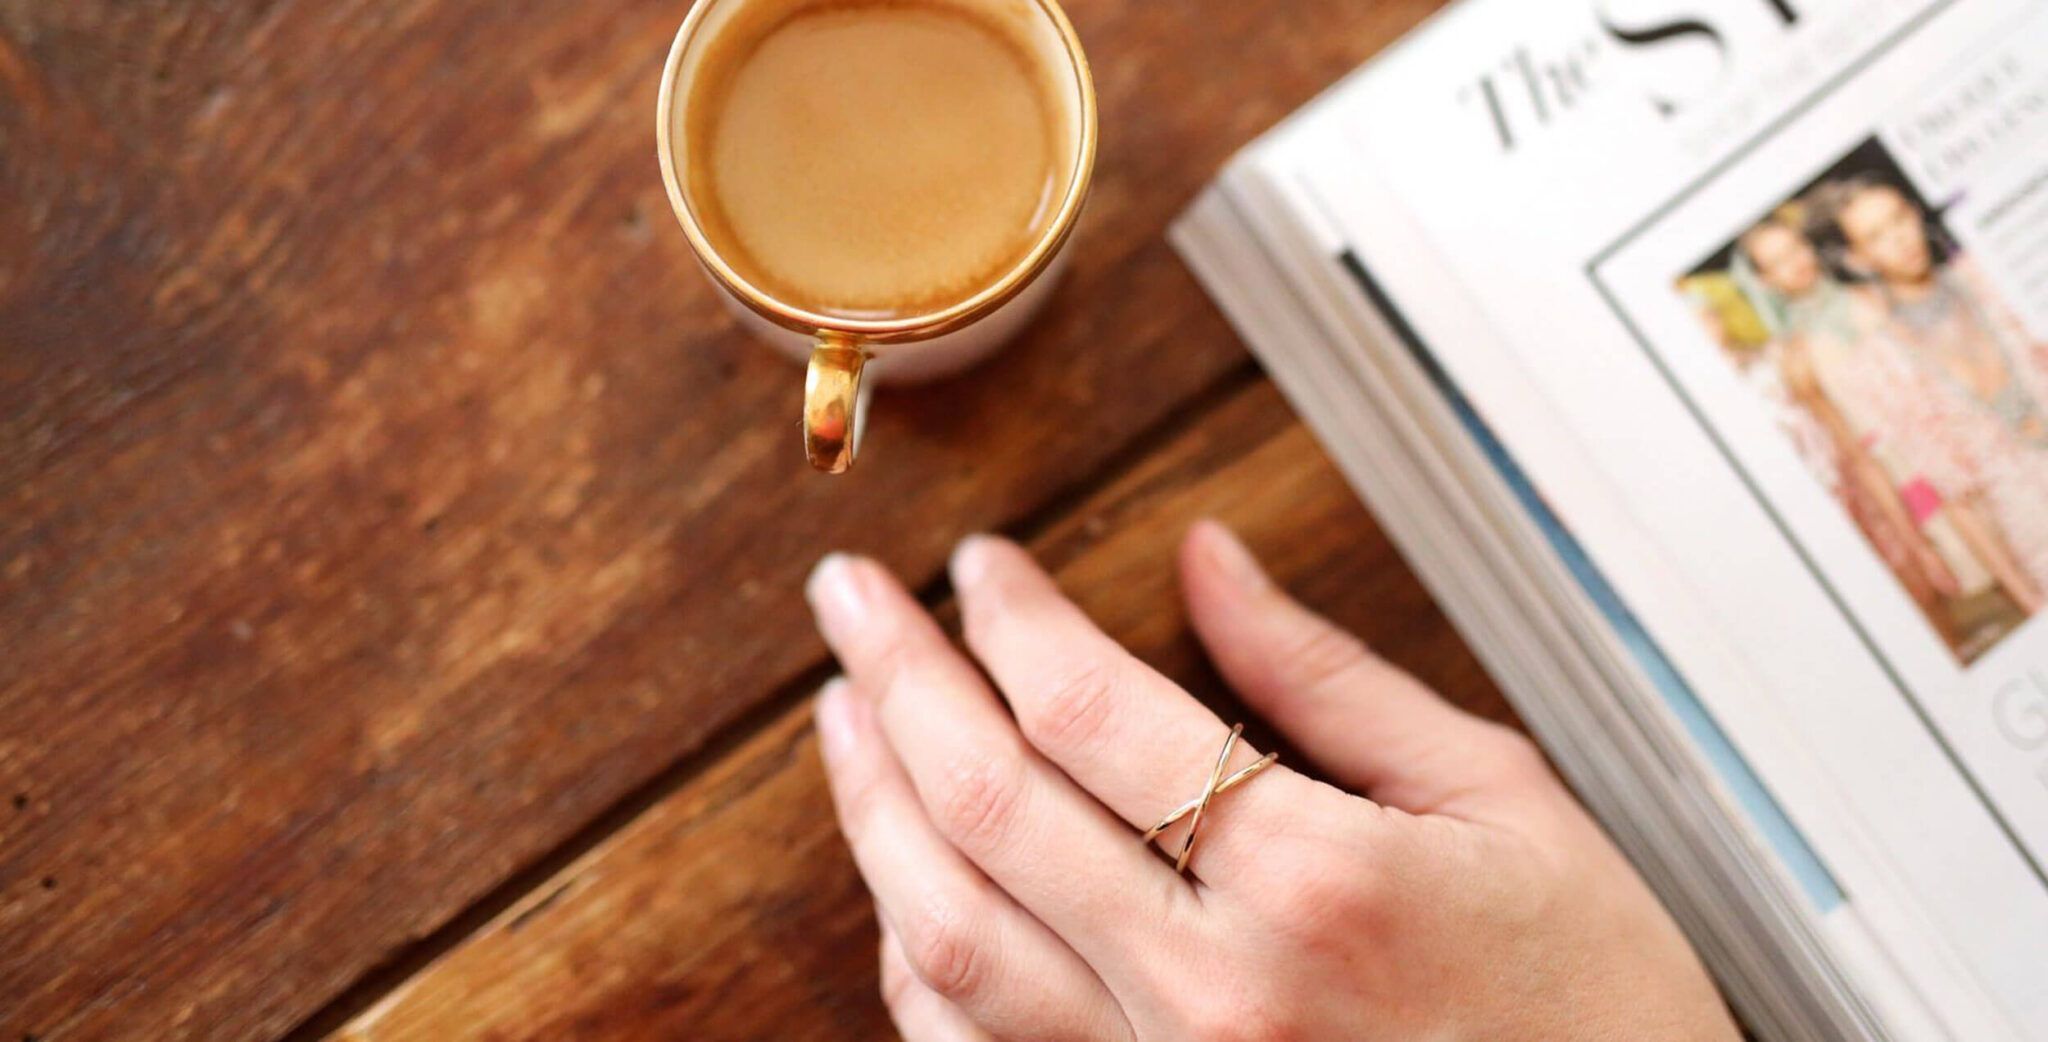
(1172, 0), (2048, 1038)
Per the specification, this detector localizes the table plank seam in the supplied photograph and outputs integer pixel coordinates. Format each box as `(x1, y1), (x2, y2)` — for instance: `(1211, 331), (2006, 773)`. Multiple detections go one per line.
(973, 358), (1265, 565)
(273, 655), (841, 1042)
(275, 357), (1264, 1042)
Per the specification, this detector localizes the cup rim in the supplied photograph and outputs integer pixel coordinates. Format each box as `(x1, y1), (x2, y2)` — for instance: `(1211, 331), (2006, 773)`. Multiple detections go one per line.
(655, 0), (1097, 344)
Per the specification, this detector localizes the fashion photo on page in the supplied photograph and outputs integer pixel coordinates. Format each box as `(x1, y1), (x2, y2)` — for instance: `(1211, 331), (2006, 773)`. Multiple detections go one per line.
(1678, 138), (2048, 664)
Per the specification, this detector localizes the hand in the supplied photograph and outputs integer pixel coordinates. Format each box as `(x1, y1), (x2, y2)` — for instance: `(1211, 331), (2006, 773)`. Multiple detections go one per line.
(806, 523), (1739, 1041)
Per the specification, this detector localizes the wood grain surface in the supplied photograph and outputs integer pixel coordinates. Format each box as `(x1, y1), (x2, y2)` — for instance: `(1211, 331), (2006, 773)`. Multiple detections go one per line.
(332, 380), (1503, 1042)
(0, 1), (1451, 1039)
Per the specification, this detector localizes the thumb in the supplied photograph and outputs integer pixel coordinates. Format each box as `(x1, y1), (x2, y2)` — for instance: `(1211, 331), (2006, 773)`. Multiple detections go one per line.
(1178, 520), (1549, 819)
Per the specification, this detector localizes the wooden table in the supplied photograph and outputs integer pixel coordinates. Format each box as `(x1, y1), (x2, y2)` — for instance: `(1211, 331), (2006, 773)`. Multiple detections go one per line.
(0, 1), (1506, 1038)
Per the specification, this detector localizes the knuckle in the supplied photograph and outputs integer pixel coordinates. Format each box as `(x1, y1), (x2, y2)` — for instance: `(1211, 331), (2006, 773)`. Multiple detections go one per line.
(899, 900), (990, 1002)
(1275, 856), (1367, 922)
(1026, 659), (1122, 753)
(1481, 725), (1551, 781)
(933, 749), (1028, 853)
(1257, 835), (1384, 940)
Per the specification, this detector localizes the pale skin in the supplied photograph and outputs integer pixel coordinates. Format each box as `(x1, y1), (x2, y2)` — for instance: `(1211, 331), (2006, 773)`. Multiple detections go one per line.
(807, 522), (1741, 1041)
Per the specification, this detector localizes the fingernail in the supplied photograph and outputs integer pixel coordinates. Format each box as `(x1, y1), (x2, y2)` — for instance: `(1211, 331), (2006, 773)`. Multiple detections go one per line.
(814, 677), (857, 763)
(1196, 520), (1270, 591)
(949, 533), (1001, 590)
(806, 553), (869, 637)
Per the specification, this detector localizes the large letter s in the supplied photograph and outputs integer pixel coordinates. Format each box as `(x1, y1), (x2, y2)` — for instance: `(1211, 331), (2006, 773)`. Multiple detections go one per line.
(1596, 7), (1728, 118)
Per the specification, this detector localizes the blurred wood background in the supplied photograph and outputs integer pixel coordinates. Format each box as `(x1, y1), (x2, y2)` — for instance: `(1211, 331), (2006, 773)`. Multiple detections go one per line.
(0, 1), (1491, 1039)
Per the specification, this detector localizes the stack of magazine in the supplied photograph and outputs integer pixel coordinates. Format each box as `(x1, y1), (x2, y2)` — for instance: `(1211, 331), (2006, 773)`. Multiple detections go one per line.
(1172, 0), (2048, 1038)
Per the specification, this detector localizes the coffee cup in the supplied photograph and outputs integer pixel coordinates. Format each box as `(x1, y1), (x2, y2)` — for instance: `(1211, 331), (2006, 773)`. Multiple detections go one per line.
(656, 0), (1097, 472)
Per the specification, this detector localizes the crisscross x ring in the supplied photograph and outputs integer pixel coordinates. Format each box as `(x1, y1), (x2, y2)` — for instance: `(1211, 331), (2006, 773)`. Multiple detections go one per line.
(1142, 724), (1278, 874)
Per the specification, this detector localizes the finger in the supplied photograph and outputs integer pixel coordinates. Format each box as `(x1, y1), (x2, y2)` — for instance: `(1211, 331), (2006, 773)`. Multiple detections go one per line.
(880, 919), (1000, 1042)
(950, 534), (1347, 881)
(1178, 520), (1552, 819)
(815, 679), (1132, 1042)
(807, 554), (1191, 977)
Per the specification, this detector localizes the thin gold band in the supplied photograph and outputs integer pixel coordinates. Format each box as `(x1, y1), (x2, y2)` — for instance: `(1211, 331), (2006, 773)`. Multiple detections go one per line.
(1140, 751), (1278, 841)
(1141, 724), (1278, 874)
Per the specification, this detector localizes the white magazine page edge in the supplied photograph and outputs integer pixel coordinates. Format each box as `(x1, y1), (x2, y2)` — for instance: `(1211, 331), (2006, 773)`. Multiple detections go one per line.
(1241, 110), (2019, 1037)
(1222, 154), (1928, 1040)
(1174, 178), (1888, 1039)
(1291, 133), (2021, 1039)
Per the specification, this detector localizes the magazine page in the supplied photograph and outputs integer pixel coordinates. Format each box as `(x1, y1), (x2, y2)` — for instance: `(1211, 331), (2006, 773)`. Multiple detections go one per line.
(1185, 166), (1904, 1038)
(1264, 0), (2047, 1032)
(1228, 130), (1966, 1040)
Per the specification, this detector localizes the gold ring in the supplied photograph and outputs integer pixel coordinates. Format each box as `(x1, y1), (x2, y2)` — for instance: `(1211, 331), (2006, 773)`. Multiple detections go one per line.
(1142, 723), (1277, 874)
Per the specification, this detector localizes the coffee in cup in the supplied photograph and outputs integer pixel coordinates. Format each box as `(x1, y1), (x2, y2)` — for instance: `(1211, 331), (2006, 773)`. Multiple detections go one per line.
(685, 1), (1070, 320)
(657, 0), (1096, 472)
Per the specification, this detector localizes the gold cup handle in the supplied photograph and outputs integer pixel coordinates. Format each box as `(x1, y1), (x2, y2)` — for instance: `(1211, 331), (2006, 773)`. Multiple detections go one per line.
(804, 336), (872, 474)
